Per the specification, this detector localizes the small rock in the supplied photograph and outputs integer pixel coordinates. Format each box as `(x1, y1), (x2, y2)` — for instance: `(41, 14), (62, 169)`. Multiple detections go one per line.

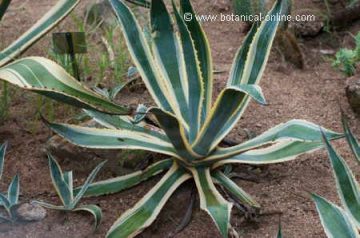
(346, 76), (360, 114)
(291, 9), (324, 37)
(15, 203), (47, 222)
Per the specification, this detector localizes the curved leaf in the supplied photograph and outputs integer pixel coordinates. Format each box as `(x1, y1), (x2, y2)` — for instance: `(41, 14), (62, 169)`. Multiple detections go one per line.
(323, 132), (360, 227)
(74, 159), (173, 197)
(84, 109), (168, 140)
(312, 194), (358, 238)
(74, 204), (103, 230)
(212, 170), (259, 208)
(72, 160), (106, 207)
(193, 85), (266, 156)
(0, 57), (130, 114)
(150, 108), (200, 162)
(212, 140), (325, 167)
(342, 115), (360, 163)
(191, 167), (232, 238)
(208, 120), (342, 161)
(45, 119), (178, 158)
(107, 163), (191, 238)
(0, 0), (79, 67)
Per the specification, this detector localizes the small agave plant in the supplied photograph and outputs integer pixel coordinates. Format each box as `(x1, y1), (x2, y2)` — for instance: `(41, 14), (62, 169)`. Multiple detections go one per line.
(0, 142), (20, 222)
(33, 155), (106, 229)
(313, 116), (360, 237)
(0, 0), (342, 237)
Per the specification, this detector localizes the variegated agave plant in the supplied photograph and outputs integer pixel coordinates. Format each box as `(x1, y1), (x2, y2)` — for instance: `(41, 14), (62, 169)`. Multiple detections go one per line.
(0, 0), (342, 237)
(313, 116), (360, 237)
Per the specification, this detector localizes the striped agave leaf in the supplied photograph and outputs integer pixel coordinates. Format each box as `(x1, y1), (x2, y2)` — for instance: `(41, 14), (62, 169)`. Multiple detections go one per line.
(0, 142), (7, 180)
(6, 0), (341, 236)
(0, 142), (20, 221)
(312, 194), (359, 238)
(33, 155), (105, 229)
(312, 118), (360, 237)
(0, 57), (130, 114)
(0, 0), (79, 67)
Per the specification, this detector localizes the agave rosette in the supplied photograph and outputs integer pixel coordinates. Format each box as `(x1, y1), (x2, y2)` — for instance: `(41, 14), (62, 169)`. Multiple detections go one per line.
(0, 0), (343, 237)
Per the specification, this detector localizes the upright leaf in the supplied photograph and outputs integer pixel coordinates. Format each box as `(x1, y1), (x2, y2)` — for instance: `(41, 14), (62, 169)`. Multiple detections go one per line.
(7, 174), (19, 206)
(322, 132), (360, 227)
(72, 160), (107, 207)
(48, 155), (72, 207)
(180, 0), (213, 123)
(312, 194), (358, 238)
(150, 0), (189, 127)
(342, 115), (360, 163)
(172, 0), (204, 142)
(110, 0), (173, 112)
(0, 142), (7, 180)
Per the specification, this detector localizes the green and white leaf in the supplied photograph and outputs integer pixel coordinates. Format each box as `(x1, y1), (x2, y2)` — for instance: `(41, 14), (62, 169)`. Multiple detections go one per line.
(110, 0), (174, 112)
(312, 194), (359, 238)
(0, 0), (79, 67)
(48, 155), (72, 207)
(180, 0), (213, 124)
(0, 141), (7, 180)
(45, 119), (178, 158)
(107, 163), (191, 238)
(7, 174), (19, 206)
(192, 167), (232, 238)
(208, 119), (342, 161)
(342, 115), (360, 163)
(322, 132), (360, 228)
(74, 159), (173, 198)
(193, 85), (267, 155)
(0, 57), (130, 114)
(212, 170), (259, 208)
(72, 160), (106, 208)
(74, 204), (103, 230)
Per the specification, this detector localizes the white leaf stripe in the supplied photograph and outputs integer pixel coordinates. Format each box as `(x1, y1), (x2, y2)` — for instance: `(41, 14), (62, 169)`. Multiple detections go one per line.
(0, 57), (130, 114)
(312, 194), (359, 238)
(180, 0), (213, 123)
(207, 120), (342, 160)
(150, 0), (190, 128)
(323, 133), (360, 227)
(110, 0), (174, 112)
(46, 121), (179, 158)
(0, 0), (79, 67)
(107, 163), (191, 238)
(172, 0), (204, 143)
(191, 167), (232, 238)
(193, 85), (266, 156)
(211, 140), (325, 168)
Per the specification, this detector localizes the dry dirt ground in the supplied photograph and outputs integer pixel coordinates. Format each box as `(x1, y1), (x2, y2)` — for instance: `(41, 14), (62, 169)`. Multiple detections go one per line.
(0, 0), (360, 237)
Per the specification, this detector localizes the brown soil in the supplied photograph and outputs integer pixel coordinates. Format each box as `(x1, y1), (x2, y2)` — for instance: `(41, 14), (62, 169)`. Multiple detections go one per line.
(0, 0), (360, 237)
